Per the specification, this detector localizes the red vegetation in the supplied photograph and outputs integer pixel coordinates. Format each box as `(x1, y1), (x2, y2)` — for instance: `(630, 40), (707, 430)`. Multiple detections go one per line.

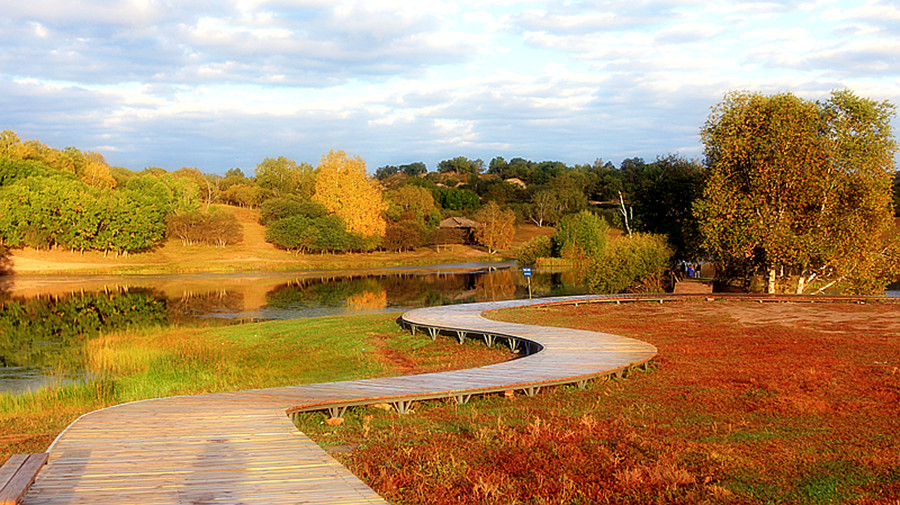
(301, 299), (900, 505)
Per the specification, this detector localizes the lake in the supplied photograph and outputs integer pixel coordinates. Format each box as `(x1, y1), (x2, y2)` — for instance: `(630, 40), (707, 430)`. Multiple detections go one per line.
(0, 262), (588, 393)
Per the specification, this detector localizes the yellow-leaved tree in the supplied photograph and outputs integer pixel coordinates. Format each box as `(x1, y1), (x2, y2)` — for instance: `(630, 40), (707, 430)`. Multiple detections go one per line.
(313, 150), (387, 238)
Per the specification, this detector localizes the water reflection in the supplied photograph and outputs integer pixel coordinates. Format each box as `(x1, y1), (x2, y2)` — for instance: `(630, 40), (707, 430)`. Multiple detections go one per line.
(0, 289), (168, 393)
(0, 264), (590, 393)
(256, 267), (587, 320)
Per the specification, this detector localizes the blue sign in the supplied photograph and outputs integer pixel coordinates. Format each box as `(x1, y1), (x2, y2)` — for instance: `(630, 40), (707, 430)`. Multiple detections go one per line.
(522, 267), (532, 277)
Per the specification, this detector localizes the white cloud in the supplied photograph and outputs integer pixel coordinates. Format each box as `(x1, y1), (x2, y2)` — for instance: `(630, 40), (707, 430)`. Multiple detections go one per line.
(0, 0), (897, 172)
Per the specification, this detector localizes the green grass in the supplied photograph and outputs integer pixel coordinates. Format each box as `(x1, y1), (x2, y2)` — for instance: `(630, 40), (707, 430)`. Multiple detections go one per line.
(0, 312), (509, 461)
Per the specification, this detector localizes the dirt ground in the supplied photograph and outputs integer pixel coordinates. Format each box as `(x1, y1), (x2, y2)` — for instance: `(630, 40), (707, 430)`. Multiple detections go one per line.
(681, 299), (900, 335)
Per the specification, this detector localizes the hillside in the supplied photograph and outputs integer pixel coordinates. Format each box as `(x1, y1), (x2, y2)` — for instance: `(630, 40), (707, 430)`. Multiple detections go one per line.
(7, 205), (541, 275)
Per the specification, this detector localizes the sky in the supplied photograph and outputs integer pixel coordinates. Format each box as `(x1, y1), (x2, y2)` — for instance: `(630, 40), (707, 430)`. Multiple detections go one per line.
(1, 0), (898, 175)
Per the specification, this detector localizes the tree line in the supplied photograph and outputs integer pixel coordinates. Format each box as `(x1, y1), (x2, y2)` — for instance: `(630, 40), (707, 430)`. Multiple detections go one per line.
(1, 87), (896, 294)
(0, 128), (708, 259)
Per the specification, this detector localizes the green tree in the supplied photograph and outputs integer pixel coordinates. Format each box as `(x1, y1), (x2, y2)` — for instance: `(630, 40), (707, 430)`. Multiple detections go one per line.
(168, 208), (243, 247)
(255, 156), (316, 199)
(437, 156), (483, 175)
(435, 187), (480, 212)
(552, 210), (610, 259)
(259, 196), (328, 225)
(516, 235), (552, 266)
(400, 162), (427, 177)
(630, 155), (706, 259)
(695, 90), (899, 294)
(384, 186), (440, 226)
(584, 233), (673, 293)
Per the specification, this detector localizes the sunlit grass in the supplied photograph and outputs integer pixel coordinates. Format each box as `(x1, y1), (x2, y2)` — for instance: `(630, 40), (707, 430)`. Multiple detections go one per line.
(0, 312), (509, 461)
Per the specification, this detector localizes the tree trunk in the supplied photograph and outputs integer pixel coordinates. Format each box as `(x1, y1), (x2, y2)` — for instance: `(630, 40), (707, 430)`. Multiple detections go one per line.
(766, 266), (777, 294)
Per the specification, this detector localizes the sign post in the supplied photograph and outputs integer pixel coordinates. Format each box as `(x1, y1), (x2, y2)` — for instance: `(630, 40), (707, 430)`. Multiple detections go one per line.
(522, 267), (532, 299)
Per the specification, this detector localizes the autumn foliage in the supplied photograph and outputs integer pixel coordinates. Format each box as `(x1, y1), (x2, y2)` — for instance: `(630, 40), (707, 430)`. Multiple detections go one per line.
(474, 201), (515, 254)
(696, 90), (899, 294)
(313, 150), (387, 238)
(300, 299), (900, 505)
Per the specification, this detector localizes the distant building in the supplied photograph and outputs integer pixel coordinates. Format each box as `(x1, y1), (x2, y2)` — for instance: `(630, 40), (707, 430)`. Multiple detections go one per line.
(438, 216), (479, 245)
(505, 178), (526, 189)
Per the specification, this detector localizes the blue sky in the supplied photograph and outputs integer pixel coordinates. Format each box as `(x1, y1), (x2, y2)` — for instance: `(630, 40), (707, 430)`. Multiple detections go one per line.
(1, 0), (898, 174)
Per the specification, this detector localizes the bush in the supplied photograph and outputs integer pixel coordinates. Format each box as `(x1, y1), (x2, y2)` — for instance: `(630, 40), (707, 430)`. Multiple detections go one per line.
(430, 228), (467, 246)
(167, 208), (243, 247)
(517, 235), (552, 266)
(383, 221), (429, 252)
(552, 210), (609, 259)
(266, 214), (369, 254)
(259, 197), (327, 225)
(583, 233), (673, 294)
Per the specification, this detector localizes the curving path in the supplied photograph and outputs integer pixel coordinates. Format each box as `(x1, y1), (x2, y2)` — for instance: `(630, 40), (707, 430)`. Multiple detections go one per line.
(21, 295), (657, 505)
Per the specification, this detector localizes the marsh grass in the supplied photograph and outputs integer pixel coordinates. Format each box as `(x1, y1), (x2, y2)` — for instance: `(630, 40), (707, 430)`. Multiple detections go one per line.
(0, 312), (509, 462)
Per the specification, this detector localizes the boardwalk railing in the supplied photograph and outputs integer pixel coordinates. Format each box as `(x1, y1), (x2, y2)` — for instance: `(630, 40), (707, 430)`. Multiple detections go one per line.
(22, 295), (660, 505)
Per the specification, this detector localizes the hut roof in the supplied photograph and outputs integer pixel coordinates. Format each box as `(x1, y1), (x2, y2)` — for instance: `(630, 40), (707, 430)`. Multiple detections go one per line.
(439, 216), (479, 229)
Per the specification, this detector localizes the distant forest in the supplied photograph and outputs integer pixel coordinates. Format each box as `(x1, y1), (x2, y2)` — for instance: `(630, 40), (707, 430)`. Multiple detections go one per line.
(1, 129), (897, 259)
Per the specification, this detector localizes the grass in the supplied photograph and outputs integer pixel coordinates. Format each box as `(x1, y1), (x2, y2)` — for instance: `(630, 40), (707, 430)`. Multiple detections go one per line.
(294, 299), (900, 505)
(0, 312), (510, 463)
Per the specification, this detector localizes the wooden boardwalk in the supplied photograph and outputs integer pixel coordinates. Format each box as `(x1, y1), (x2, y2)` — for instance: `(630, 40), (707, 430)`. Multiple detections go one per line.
(21, 295), (658, 505)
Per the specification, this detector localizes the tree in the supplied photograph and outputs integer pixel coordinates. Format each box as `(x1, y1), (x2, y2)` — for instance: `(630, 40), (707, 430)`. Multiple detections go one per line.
(474, 201), (515, 254)
(695, 90), (899, 294)
(259, 196), (327, 225)
(167, 208), (243, 247)
(630, 155), (706, 259)
(526, 190), (560, 227)
(552, 210), (609, 259)
(488, 156), (508, 175)
(255, 156), (315, 199)
(435, 187), (480, 212)
(313, 150), (387, 238)
(375, 165), (399, 180)
(384, 185), (440, 226)
(400, 162), (427, 177)
(437, 156), (483, 175)
(583, 233), (673, 294)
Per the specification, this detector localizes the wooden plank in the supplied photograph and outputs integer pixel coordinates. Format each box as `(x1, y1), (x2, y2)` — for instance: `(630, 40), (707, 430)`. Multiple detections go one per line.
(0, 455), (27, 493)
(0, 453), (47, 505)
(24, 294), (674, 505)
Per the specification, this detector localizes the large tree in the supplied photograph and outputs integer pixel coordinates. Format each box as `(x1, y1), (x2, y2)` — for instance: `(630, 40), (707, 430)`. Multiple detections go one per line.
(695, 90), (899, 294)
(630, 155), (706, 260)
(313, 150), (387, 238)
(255, 156), (315, 198)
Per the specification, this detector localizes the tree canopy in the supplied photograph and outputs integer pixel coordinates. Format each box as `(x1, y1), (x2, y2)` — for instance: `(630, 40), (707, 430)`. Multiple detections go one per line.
(313, 150), (387, 239)
(695, 90), (899, 294)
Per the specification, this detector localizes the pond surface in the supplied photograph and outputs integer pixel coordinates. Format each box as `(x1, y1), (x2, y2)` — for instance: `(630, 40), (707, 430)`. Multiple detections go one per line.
(0, 262), (588, 393)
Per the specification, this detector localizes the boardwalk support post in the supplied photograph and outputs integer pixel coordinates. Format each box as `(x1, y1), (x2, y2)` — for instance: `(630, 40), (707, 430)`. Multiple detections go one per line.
(426, 327), (439, 341)
(575, 379), (590, 390)
(523, 387), (541, 397)
(507, 338), (518, 352)
(327, 406), (347, 419)
(452, 394), (471, 405)
(392, 400), (414, 414)
(455, 330), (467, 344)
